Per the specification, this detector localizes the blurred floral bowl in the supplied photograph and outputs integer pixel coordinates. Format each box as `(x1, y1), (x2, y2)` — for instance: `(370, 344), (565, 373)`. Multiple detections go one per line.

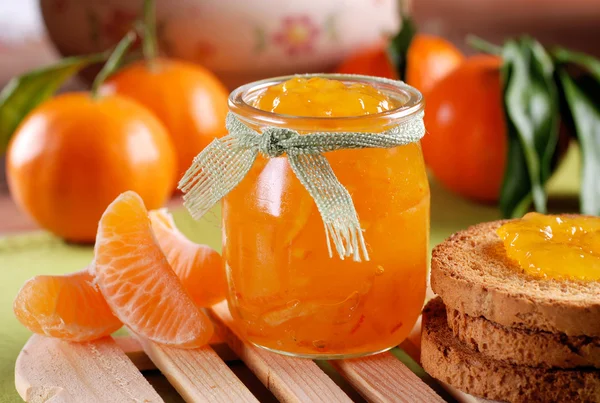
(40, 0), (399, 88)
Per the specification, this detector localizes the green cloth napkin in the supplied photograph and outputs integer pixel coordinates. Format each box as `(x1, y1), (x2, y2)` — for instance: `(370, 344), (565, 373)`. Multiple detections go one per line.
(0, 147), (579, 402)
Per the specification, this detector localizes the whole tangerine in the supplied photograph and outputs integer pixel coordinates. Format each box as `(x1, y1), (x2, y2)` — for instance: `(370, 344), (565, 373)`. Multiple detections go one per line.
(100, 58), (229, 181)
(405, 34), (464, 96)
(334, 34), (463, 97)
(335, 43), (399, 80)
(422, 55), (506, 202)
(7, 92), (176, 242)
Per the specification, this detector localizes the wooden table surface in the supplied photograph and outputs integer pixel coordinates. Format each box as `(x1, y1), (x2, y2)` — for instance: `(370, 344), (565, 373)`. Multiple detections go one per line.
(0, 192), (185, 236)
(0, 193), (36, 234)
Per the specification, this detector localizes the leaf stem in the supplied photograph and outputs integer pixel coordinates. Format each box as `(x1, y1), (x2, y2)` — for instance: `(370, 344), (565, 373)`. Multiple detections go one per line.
(142, 0), (158, 68)
(387, 2), (416, 81)
(467, 35), (503, 56)
(397, 0), (410, 20)
(90, 31), (136, 99)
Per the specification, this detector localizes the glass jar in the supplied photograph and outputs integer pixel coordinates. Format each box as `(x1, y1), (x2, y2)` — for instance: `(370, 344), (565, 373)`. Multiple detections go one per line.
(223, 74), (429, 359)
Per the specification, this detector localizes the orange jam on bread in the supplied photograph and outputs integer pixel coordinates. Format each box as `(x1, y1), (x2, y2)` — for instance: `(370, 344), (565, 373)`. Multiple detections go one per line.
(223, 76), (429, 357)
(255, 77), (400, 117)
(497, 213), (600, 281)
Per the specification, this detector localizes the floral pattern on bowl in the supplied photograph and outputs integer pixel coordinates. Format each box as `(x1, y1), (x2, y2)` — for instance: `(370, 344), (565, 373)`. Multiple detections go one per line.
(271, 16), (321, 56)
(40, 0), (400, 88)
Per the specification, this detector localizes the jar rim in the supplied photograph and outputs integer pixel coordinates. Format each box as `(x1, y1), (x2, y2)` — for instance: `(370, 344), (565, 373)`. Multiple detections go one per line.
(228, 74), (424, 128)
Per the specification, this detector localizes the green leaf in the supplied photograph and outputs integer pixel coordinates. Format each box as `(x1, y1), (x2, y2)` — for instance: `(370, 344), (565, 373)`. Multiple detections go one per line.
(553, 47), (600, 81)
(0, 53), (104, 153)
(387, 15), (416, 81)
(467, 35), (502, 56)
(501, 134), (534, 218)
(554, 48), (600, 215)
(499, 37), (560, 217)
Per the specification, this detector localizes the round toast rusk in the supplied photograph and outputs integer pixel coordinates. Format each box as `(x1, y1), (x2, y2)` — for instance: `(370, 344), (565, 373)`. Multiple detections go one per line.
(431, 220), (600, 337)
(422, 298), (600, 403)
(446, 306), (600, 368)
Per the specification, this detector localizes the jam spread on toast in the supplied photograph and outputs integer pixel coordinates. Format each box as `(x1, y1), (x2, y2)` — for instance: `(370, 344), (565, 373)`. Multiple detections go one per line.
(497, 213), (600, 281)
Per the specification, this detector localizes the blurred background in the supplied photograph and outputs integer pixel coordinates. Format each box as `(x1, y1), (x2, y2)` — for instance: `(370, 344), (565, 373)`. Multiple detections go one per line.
(3, 0), (600, 89)
(2, 0), (600, 88)
(1, 1), (599, 401)
(0, 0), (597, 231)
(1, 0), (598, 193)
(1, 0), (598, 228)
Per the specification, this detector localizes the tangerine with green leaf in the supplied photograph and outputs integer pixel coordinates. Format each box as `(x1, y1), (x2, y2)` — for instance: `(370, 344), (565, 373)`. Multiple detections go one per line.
(100, 58), (229, 181)
(335, 19), (463, 96)
(6, 32), (177, 242)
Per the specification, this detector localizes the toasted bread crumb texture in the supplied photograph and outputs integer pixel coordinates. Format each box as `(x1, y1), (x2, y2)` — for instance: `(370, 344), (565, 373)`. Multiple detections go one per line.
(422, 298), (600, 403)
(447, 306), (600, 368)
(431, 220), (600, 336)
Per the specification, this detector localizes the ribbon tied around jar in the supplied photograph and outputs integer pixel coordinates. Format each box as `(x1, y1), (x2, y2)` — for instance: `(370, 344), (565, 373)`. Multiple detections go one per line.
(179, 108), (425, 262)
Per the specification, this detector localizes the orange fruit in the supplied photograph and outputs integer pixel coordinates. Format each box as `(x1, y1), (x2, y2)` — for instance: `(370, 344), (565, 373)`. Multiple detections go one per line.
(150, 209), (226, 307)
(93, 191), (213, 348)
(335, 43), (398, 79)
(422, 55), (506, 202)
(100, 58), (229, 180)
(6, 93), (176, 243)
(334, 34), (462, 96)
(13, 268), (122, 341)
(405, 34), (464, 96)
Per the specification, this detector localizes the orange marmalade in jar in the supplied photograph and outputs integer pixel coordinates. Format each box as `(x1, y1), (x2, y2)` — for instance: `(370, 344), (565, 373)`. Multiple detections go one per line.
(223, 75), (429, 358)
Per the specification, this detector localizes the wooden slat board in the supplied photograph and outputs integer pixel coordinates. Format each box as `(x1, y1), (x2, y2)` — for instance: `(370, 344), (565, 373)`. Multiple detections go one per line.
(134, 335), (258, 402)
(114, 332), (236, 371)
(15, 334), (162, 403)
(333, 353), (445, 402)
(209, 301), (353, 403)
(114, 336), (156, 371)
(15, 306), (483, 403)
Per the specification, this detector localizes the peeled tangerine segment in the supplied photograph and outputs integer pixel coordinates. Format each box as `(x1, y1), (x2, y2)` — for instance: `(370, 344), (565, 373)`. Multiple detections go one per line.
(497, 212), (600, 281)
(149, 208), (226, 307)
(93, 191), (214, 348)
(13, 268), (122, 342)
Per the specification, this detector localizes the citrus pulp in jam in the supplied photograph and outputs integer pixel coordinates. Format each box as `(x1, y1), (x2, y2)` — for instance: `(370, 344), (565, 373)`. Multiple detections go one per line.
(255, 77), (401, 117)
(497, 212), (600, 281)
(223, 76), (429, 357)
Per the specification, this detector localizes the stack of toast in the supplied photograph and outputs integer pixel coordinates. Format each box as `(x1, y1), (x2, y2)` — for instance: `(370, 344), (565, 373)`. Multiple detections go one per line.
(421, 220), (600, 402)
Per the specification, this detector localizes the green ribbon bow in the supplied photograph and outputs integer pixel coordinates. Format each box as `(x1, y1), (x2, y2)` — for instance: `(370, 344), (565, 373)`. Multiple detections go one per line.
(179, 110), (425, 262)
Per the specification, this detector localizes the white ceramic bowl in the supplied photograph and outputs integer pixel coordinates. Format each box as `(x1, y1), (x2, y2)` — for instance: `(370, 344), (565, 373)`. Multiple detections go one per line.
(40, 0), (399, 88)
